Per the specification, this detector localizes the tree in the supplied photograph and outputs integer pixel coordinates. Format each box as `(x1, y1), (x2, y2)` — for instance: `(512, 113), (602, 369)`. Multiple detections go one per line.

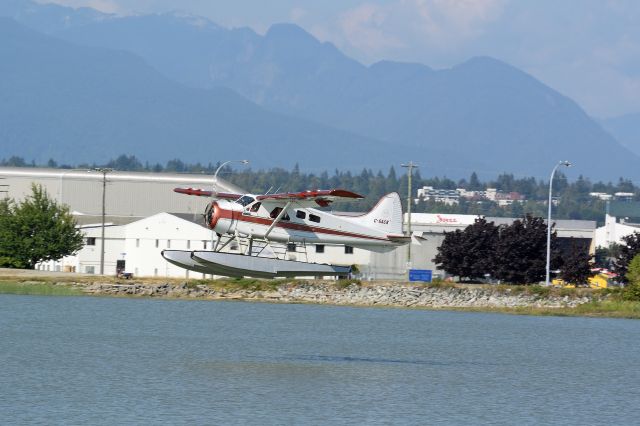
(559, 243), (593, 286)
(613, 233), (640, 284)
(469, 172), (482, 190)
(0, 198), (21, 267)
(434, 217), (499, 281)
(0, 184), (84, 269)
(594, 243), (621, 269)
(626, 254), (640, 286)
(106, 154), (143, 171)
(623, 254), (640, 300)
(493, 214), (556, 284)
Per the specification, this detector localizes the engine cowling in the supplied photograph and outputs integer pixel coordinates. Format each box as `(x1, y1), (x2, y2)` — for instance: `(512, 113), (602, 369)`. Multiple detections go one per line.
(204, 200), (241, 235)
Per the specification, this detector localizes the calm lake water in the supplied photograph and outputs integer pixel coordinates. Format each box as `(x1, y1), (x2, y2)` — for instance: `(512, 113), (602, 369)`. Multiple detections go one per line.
(1, 295), (639, 425)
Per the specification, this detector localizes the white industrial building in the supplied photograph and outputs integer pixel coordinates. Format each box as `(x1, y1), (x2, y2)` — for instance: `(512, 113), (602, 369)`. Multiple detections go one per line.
(2, 168), (598, 281)
(594, 214), (640, 248)
(0, 167), (243, 217)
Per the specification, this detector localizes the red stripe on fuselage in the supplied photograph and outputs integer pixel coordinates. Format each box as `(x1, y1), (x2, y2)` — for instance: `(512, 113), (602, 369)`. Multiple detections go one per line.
(216, 208), (390, 242)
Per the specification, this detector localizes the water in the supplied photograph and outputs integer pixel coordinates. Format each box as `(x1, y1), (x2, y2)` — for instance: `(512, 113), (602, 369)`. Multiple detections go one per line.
(1, 295), (639, 425)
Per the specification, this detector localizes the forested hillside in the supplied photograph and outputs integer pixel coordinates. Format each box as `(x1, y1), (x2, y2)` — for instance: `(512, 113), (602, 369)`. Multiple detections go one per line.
(3, 155), (638, 222)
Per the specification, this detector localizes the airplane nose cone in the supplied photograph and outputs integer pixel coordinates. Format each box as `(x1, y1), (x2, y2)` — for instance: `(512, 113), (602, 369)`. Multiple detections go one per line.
(206, 201), (222, 229)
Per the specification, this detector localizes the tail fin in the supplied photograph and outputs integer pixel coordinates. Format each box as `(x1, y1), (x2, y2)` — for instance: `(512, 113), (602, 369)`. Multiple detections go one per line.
(361, 192), (404, 235)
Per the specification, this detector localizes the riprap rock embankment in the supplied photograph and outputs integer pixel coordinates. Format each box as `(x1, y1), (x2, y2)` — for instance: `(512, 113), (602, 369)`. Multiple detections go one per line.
(81, 282), (593, 309)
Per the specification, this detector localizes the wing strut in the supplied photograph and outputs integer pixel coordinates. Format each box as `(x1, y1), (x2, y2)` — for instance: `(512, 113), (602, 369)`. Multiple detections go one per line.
(264, 201), (291, 240)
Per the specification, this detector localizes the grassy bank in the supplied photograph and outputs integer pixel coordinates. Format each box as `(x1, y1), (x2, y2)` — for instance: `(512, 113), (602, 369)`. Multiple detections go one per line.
(0, 281), (85, 296)
(442, 300), (640, 319)
(1, 271), (640, 319)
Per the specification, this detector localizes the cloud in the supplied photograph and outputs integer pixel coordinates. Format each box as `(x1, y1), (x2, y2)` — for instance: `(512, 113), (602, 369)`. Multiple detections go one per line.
(332, 0), (505, 59)
(338, 4), (404, 53)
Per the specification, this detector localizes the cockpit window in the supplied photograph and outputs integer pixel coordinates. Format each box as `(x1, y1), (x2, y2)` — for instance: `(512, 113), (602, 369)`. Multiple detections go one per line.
(269, 207), (290, 221)
(249, 202), (261, 213)
(236, 195), (255, 207)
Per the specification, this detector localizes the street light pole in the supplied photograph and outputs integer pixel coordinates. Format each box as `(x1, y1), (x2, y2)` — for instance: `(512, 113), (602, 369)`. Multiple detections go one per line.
(213, 159), (249, 193)
(94, 168), (113, 275)
(401, 161), (418, 276)
(546, 160), (571, 286)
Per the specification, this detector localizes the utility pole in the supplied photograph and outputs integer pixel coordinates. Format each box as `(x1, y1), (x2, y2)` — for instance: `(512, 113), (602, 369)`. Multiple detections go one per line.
(401, 161), (418, 276)
(95, 168), (113, 275)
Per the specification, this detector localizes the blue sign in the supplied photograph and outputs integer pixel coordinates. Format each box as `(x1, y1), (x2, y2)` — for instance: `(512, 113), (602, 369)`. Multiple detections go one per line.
(409, 269), (432, 282)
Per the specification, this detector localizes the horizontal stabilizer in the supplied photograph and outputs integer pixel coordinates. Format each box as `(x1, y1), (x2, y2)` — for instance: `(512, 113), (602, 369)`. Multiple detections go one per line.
(387, 234), (411, 243)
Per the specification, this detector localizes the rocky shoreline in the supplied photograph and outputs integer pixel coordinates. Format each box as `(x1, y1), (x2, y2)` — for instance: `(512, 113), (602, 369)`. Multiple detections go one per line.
(77, 281), (595, 309)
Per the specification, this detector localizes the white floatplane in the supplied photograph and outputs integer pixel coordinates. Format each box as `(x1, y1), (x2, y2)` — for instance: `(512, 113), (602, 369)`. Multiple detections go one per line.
(162, 186), (409, 278)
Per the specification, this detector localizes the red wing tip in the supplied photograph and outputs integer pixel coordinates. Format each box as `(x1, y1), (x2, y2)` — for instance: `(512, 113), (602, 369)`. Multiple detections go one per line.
(174, 187), (213, 197)
(327, 189), (365, 199)
(174, 188), (242, 199)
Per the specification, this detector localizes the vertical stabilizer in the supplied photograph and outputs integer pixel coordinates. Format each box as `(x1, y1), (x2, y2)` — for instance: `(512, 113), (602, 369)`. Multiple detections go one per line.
(361, 192), (404, 235)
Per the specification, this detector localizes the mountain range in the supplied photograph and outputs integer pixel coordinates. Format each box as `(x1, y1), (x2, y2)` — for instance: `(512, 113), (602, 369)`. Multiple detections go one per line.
(0, 17), (396, 171)
(600, 113), (640, 157)
(0, 0), (638, 180)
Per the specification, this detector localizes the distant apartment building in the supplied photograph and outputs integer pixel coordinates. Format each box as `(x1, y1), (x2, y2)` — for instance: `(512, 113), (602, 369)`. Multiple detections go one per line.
(416, 187), (461, 205)
(416, 186), (525, 206)
(589, 192), (635, 202)
(589, 192), (613, 201)
(614, 192), (635, 202)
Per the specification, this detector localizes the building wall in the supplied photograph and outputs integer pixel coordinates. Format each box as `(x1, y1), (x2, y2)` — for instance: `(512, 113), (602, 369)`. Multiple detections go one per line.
(37, 224), (125, 274)
(0, 168), (242, 217)
(595, 215), (640, 247)
(122, 213), (218, 278)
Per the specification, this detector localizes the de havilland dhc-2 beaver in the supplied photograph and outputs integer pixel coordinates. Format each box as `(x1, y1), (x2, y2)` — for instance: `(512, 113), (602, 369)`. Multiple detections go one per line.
(161, 184), (410, 278)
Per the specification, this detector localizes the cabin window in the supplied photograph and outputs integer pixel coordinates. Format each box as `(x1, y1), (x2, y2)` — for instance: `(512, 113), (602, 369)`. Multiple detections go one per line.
(315, 244), (325, 253)
(345, 246), (354, 254)
(287, 243), (296, 252)
(269, 207), (290, 221)
(249, 202), (262, 213)
(296, 210), (306, 219)
(203, 240), (208, 249)
(155, 239), (159, 248)
(167, 239), (171, 249)
(86, 237), (96, 246)
(187, 240), (191, 249)
(309, 214), (321, 223)
(136, 238), (140, 248)
(237, 195), (255, 207)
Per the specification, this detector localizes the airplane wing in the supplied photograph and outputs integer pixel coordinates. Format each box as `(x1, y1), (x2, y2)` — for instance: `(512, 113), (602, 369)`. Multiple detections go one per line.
(173, 187), (242, 200)
(256, 189), (364, 207)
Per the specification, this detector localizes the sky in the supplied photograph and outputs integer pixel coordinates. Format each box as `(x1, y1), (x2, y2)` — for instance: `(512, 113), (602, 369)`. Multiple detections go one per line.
(40, 0), (640, 119)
